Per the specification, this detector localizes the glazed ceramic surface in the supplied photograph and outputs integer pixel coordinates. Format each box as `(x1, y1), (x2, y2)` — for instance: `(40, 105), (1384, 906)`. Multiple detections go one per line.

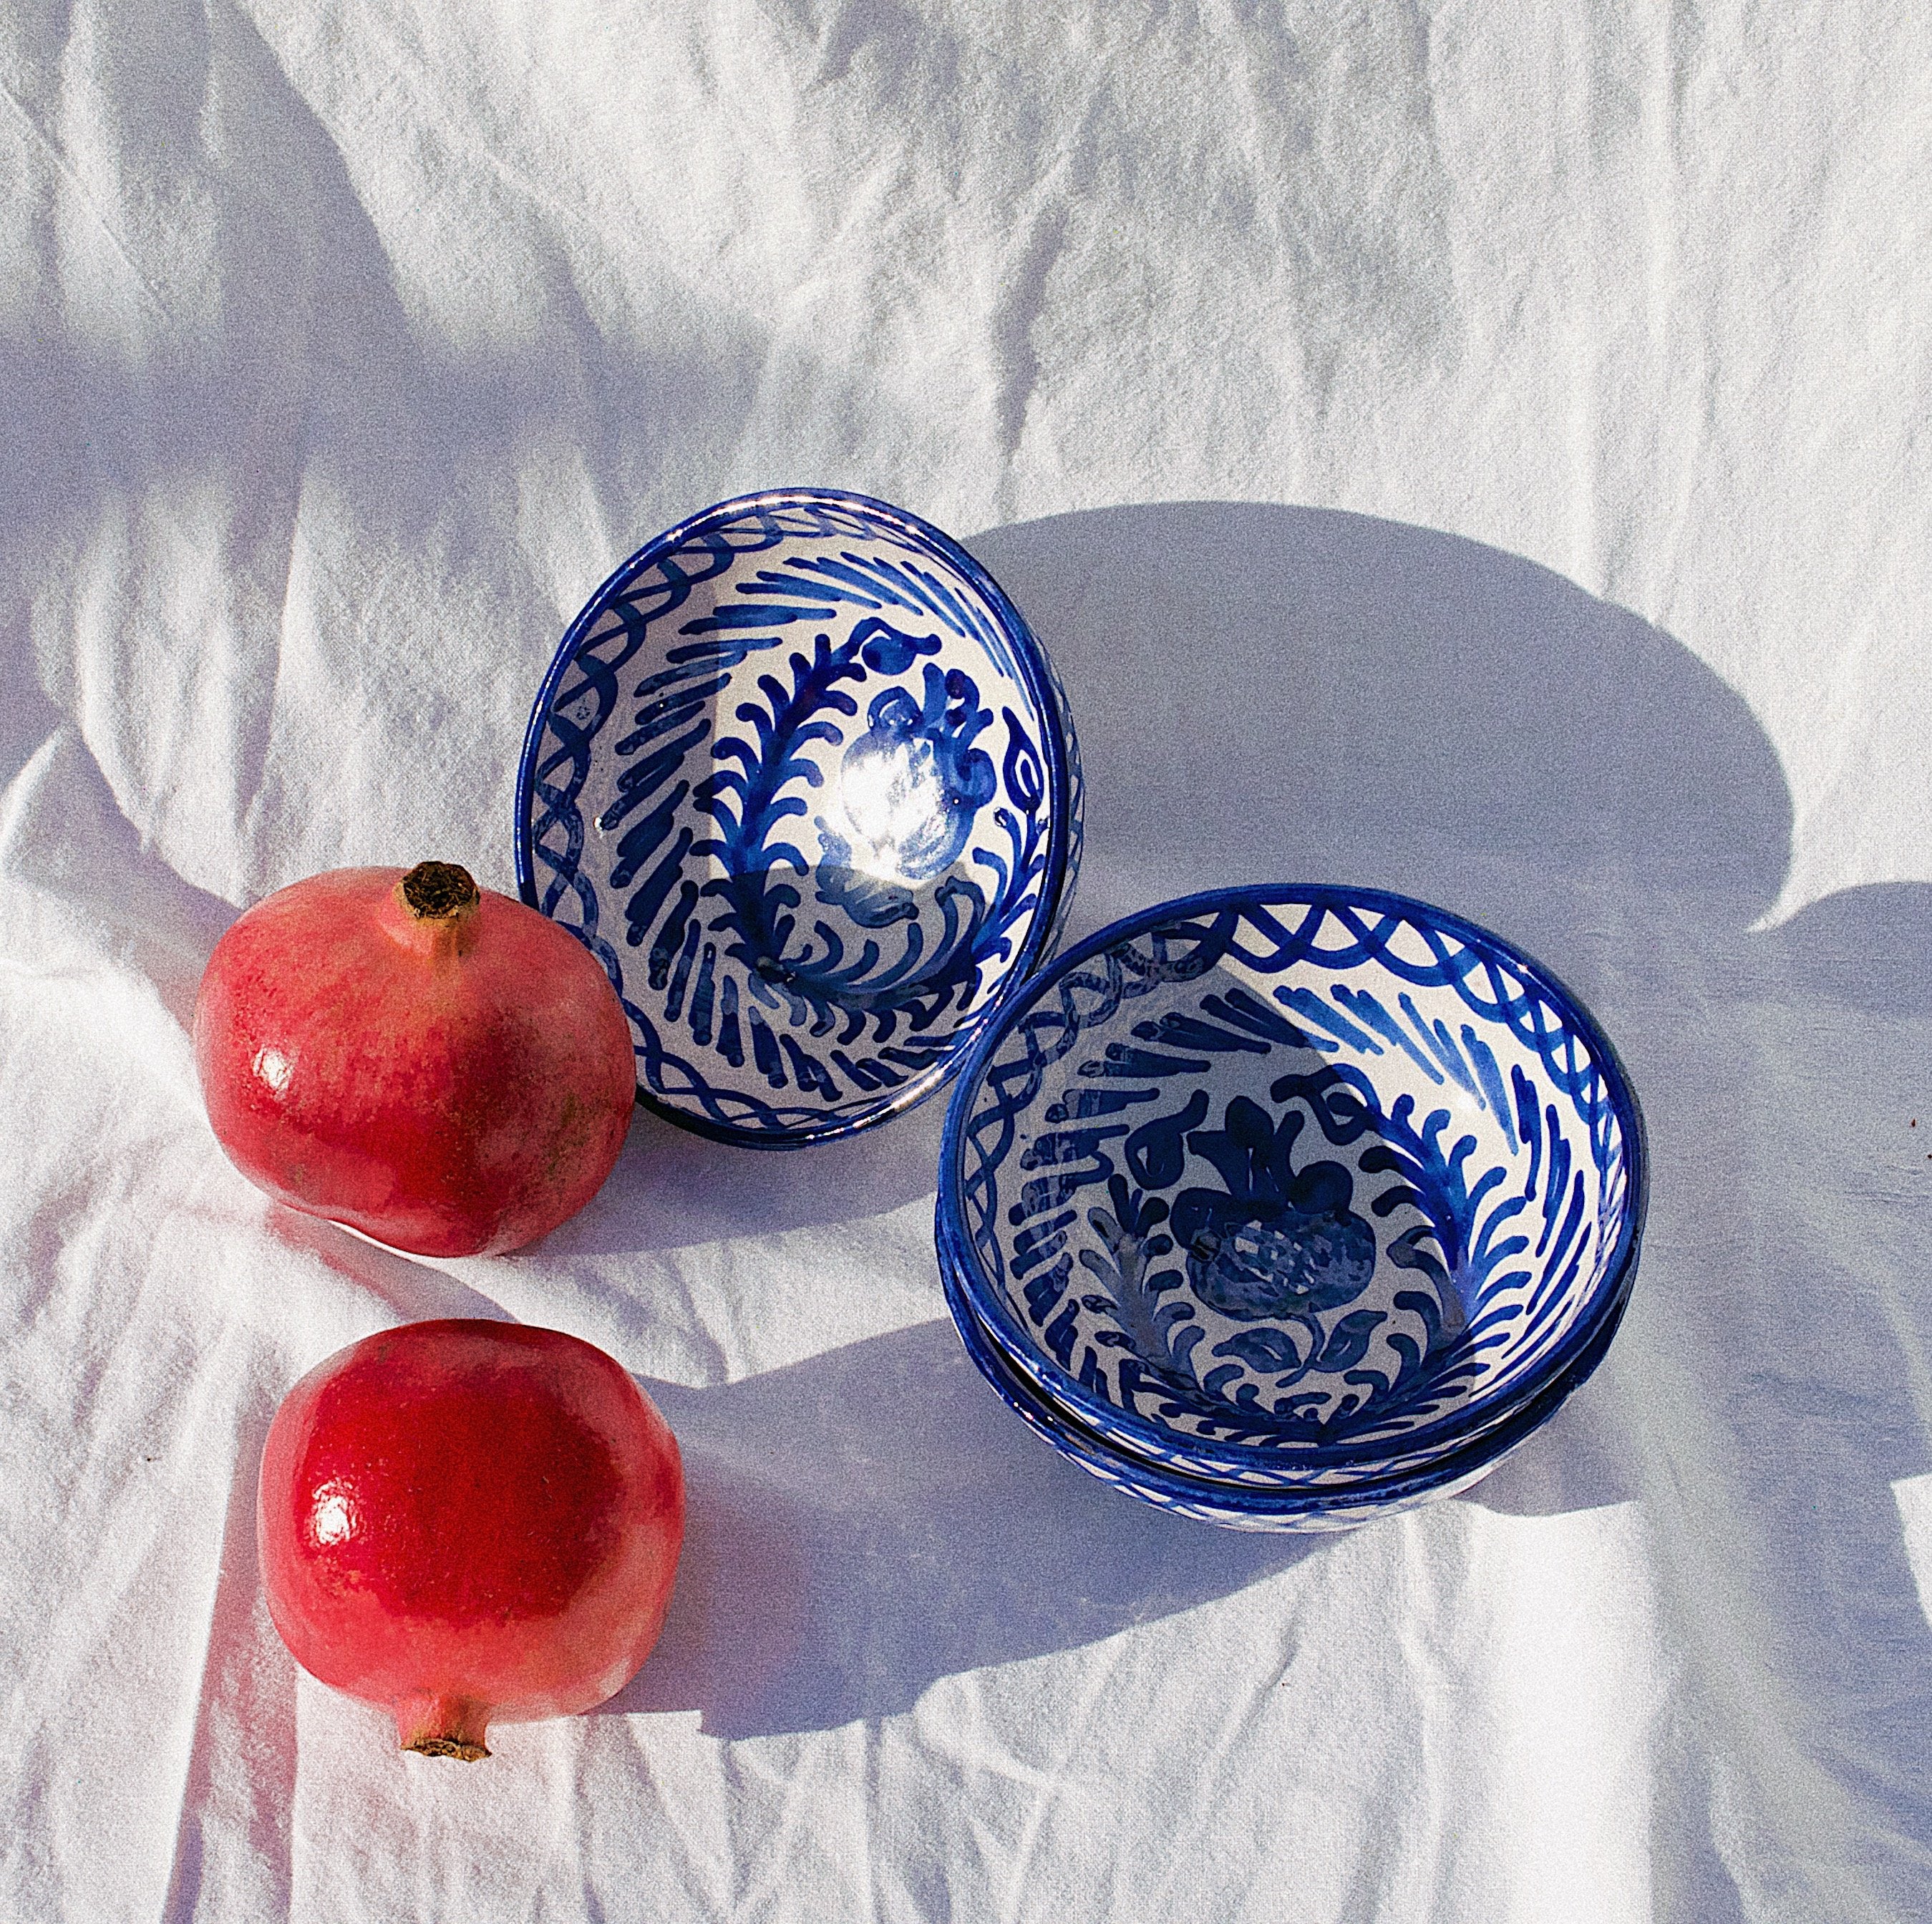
(938, 1239), (1526, 1532)
(517, 490), (1081, 1145)
(938, 886), (1644, 1480)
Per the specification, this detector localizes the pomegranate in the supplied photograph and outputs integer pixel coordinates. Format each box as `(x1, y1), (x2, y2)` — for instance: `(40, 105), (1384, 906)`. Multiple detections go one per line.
(258, 1319), (684, 1759)
(194, 861), (636, 1257)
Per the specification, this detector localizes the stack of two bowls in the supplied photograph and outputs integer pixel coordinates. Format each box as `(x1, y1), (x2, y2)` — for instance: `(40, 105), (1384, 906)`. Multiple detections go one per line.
(933, 884), (1647, 1530)
(518, 488), (1646, 1532)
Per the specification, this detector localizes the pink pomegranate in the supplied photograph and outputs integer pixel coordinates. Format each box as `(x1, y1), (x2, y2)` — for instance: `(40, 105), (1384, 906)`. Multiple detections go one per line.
(194, 862), (636, 1257)
(258, 1319), (685, 1759)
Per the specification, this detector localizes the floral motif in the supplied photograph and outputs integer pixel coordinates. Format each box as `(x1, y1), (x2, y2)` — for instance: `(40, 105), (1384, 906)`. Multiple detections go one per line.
(1170, 1097), (1377, 1320)
(813, 661), (999, 927)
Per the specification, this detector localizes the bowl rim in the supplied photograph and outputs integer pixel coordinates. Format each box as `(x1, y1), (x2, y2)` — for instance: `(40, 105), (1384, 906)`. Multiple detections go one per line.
(936, 880), (1649, 1469)
(513, 485), (1082, 1149)
(939, 1213), (1636, 1519)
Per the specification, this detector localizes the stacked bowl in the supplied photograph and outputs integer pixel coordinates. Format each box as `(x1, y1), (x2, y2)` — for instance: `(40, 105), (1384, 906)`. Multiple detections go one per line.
(935, 885), (1646, 1530)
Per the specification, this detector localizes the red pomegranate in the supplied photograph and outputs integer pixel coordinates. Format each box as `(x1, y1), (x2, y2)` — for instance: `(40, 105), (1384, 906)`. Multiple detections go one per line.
(194, 862), (636, 1257)
(258, 1319), (684, 1759)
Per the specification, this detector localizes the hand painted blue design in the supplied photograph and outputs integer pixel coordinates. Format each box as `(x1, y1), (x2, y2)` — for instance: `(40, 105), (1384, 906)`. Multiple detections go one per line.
(1168, 1096), (1377, 1319)
(1212, 1310), (1384, 1381)
(818, 661), (999, 888)
(808, 861), (922, 929)
(618, 613), (1049, 1113)
(857, 621), (939, 676)
(1098, 1067), (1484, 1431)
(969, 975), (1536, 1438)
(517, 491), (1081, 1143)
(1007, 1035), (1472, 1430)
(689, 633), (1015, 1034)
(1190, 1210), (1377, 1320)
(946, 886), (1639, 1472)
(1074, 1175), (1203, 1379)
(696, 626), (870, 968)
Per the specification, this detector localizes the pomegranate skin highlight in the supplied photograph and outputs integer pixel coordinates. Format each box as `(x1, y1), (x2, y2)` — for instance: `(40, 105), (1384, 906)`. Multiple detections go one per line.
(258, 1319), (685, 1759)
(194, 862), (636, 1257)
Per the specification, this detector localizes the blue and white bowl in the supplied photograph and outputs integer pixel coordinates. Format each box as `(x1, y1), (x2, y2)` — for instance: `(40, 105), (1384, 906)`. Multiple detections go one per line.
(937, 885), (1645, 1495)
(516, 489), (1082, 1147)
(937, 1234), (1598, 1530)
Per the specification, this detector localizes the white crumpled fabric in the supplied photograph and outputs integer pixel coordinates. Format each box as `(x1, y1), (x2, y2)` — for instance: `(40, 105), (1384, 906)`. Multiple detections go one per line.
(4, 3), (1931, 1918)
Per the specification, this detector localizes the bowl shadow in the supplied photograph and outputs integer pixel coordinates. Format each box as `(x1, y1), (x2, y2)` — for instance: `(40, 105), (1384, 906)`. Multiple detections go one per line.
(605, 1318), (1318, 1739)
(563, 1093), (951, 1255)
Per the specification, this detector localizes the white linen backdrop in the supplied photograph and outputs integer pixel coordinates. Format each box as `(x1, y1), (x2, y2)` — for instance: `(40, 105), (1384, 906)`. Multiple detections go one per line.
(3, 3), (1930, 1918)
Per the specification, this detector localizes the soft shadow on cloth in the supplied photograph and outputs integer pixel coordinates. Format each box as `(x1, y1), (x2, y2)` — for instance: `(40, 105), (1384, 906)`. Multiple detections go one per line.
(583, 504), (1932, 1901)
(0, 0), (775, 905)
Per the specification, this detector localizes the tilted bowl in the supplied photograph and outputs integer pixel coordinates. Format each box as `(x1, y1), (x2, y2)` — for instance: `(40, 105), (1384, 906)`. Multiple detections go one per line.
(516, 489), (1082, 1146)
(937, 885), (1645, 1486)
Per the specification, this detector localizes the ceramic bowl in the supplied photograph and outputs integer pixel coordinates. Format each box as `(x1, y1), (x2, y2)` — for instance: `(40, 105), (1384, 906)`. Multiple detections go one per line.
(516, 489), (1082, 1147)
(937, 1233), (1597, 1531)
(937, 885), (1644, 1485)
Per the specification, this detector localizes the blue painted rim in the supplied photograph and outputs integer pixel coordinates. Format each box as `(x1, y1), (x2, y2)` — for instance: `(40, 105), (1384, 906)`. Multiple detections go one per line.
(513, 486), (1082, 1149)
(936, 882), (1649, 1473)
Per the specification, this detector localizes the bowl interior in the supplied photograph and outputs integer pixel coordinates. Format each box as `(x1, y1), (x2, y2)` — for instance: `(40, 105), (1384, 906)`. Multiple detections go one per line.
(946, 888), (1641, 1458)
(519, 491), (1077, 1144)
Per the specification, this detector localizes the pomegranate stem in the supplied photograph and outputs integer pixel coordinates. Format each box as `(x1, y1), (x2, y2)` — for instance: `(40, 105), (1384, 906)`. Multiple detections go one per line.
(397, 1692), (492, 1761)
(400, 862), (480, 921)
